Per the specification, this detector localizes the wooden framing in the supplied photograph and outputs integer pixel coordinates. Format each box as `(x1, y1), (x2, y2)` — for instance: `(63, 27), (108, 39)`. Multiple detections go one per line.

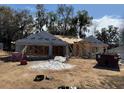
(73, 41), (108, 58)
(26, 45), (49, 56)
(24, 45), (67, 58)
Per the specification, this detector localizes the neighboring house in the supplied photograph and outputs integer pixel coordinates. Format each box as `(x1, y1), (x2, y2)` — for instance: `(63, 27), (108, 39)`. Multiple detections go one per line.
(16, 31), (69, 59)
(108, 45), (124, 60)
(0, 43), (3, 50)
(73, 35), (108, 58)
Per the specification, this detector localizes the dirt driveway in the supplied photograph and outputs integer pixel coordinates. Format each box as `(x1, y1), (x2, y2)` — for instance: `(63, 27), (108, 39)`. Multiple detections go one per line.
(0, 57), (124, 89)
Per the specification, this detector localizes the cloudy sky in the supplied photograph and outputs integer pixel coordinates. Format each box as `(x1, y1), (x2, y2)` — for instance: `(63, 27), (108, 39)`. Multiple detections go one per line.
(1, 4), (124, 36)
(87, 15), (124, 36)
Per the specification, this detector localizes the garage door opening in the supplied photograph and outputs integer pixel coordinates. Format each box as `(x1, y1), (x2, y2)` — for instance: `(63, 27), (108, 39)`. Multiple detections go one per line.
(52, 46), (65, 57)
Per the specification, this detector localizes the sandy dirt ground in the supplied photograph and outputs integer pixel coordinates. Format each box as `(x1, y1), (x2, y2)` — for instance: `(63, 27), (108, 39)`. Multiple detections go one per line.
(0, 50), (124, 89)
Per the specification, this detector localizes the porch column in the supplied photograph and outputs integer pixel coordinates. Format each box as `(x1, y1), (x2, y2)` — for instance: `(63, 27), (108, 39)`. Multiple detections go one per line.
(49, 45), (52, 58)
(65, 45), (69, 57)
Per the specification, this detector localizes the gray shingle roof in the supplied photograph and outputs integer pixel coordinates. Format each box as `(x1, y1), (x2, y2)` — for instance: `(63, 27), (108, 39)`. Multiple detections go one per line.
(83, 35), (108, 47)
(16, 31), (67, 46)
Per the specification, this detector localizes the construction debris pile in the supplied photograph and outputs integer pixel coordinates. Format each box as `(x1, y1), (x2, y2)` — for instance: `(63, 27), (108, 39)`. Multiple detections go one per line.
(30, 56), (75, 71)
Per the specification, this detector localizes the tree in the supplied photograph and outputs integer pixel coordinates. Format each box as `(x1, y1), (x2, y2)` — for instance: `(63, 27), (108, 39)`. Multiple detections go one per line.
(0, 6), (16, 50)
(57, 4), (74, 35)
(14, 9), (34, 40)
(0, 6), (33, 50)
(77, 10), (93, 38)
(68, 16), (78, 36)
(47, 11), (58, 34)
(95, 25), (120, 45)
(35, 4), (46, 31)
